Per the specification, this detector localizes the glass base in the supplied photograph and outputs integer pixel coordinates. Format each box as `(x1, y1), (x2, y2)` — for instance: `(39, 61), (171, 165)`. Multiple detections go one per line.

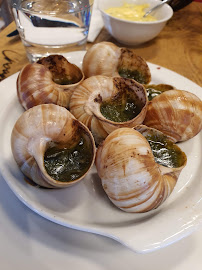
(24, 41), (87, 62)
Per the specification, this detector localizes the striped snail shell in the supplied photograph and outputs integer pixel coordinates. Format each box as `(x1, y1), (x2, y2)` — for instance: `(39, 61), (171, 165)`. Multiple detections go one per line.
(82, 42), (151, 84)
(95, 126), (187, 213)
(143, 89), (202, 142)
(17, 55), (84, 110)
(69, 75), (148, 144)
(11, 104), (95, 188)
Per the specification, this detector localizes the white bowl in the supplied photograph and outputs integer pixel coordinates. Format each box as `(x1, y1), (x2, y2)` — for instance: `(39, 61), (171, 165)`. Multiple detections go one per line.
(98, 0), (173, 45)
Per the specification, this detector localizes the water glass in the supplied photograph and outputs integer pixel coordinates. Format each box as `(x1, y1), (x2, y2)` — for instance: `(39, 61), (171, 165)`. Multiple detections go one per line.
(12, 0), (94, 62)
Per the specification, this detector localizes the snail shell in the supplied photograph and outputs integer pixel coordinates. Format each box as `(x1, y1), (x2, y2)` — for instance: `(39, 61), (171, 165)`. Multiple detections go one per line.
(143, 89), (202, 142)
(69, 75), (148, 144)
(11, 104), (96, 188)
(95, 126), (187, 213)
(17, 55), (84, 110)
(82, 42), (151, 84)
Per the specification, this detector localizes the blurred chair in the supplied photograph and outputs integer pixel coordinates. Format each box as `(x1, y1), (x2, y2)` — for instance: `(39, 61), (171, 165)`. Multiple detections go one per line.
(0, 0), (13, 30)
(169, 0), (193, 11)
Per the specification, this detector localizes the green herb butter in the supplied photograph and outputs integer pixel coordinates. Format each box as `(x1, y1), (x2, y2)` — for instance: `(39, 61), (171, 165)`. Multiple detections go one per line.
(118, 69), (146, 84)
(100, 92), (143, 122)
(145, 133), (186, 168)
(44, 137), (93, 182)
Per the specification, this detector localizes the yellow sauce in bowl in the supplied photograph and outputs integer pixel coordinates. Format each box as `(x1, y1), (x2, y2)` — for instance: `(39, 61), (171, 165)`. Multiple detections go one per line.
(105, 3), (157, 22)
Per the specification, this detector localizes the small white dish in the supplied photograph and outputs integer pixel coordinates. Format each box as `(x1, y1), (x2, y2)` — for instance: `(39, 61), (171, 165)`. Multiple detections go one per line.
(99, 0), (173, 45)
(0, 51), (201, 253)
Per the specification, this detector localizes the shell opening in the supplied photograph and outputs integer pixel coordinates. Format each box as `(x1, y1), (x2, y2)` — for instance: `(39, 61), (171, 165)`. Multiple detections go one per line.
(118, 69), (145, 84)
(139, 128), (187, 168)
(44, 132), (94, 182)
(37, 54), (83, 85)
(100, 87), (145, 123)
(145, 84), (175, 101)
(117, 48), (151, 84)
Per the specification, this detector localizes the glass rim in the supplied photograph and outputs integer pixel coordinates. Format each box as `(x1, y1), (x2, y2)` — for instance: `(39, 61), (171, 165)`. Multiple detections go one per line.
(13, 1), (93, 15)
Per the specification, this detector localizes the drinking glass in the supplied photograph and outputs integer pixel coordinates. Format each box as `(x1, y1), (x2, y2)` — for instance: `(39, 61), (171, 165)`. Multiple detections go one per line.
(12, 0), (94, 62)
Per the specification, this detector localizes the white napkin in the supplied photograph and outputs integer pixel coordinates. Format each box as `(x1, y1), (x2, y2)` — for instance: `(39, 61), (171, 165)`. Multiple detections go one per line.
(88, 0), (104, 42)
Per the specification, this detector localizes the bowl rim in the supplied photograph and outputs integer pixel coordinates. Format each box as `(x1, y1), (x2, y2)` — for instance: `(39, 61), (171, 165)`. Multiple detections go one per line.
(99, 1), (173, 25)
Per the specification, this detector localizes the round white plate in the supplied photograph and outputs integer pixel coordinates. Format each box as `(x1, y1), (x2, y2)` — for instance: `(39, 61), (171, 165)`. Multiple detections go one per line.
(0, 51), (201, 253)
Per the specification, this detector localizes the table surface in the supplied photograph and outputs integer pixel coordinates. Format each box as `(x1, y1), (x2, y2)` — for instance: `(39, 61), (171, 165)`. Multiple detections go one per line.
(0, 2), (202, 269)
(0, 2), (202, 86)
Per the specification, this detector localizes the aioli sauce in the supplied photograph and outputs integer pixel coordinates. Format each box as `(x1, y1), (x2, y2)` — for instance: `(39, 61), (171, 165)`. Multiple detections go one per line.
(105, 3), (157, 22)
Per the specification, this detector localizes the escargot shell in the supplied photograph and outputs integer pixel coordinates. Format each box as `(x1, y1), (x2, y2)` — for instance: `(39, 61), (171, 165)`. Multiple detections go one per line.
(17, 54), (84, 110)
(82, 42), (151, 84)
(69, 75), (148, 144)
(143, 89), (202, 142)
(95, 126), (187, 213)
(11, 104), (95, 188)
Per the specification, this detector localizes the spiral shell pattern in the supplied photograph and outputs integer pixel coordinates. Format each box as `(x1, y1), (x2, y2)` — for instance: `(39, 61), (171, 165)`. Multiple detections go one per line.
(143, 89), (202, 142)
(17, 55), (84, 110)
(69, 75), (148, 144)
(83, 42), (121, 78)
(11, 104), (95, 188)
(82, 42), (151, 84)
(95, 127), (187, 213)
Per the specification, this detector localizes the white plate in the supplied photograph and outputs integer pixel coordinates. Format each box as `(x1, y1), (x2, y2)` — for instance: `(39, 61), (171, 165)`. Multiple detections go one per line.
(0, 51), (201, 254)
(1, 170), (202, 269)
